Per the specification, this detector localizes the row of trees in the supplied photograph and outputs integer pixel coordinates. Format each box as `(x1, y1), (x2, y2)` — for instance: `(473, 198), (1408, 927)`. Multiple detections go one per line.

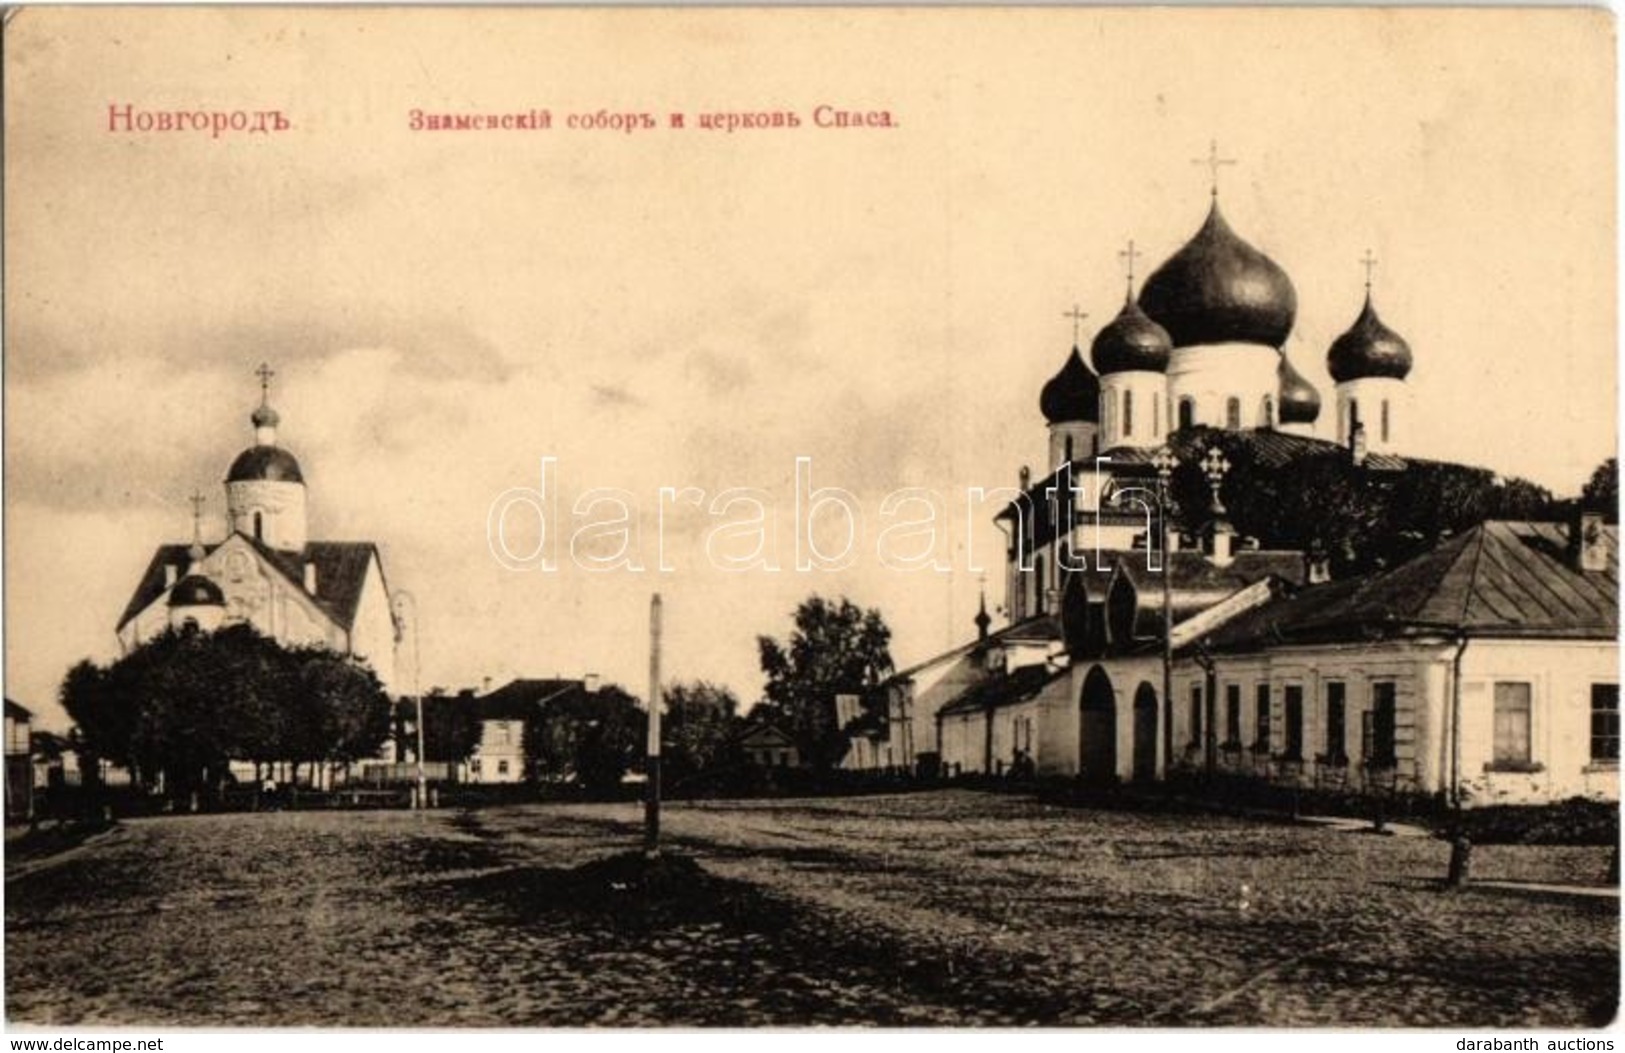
(61, 624), (391, 800)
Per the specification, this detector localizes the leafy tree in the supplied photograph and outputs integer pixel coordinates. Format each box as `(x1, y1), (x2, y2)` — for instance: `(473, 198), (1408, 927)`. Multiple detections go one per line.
(523, 683), (647, 794)
(757, 595), (894, 768)
(662, 680), (743, 785)
(414, 689), (482, 765)
(1582, 458), (1618, 522)
(57, 624), (391, 800)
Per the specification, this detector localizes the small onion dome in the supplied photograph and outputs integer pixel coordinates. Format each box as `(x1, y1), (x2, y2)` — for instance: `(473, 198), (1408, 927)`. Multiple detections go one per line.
(251, 403), (281, 429)
(1090, 296), (1173, 376)
(1327, 294), (1414, 382)
(1040, 347), (1102, 423)
(1277, 354), (1321, 424)
(226, 445), (304, 484)
(168, 573), (225, 608)
(1139, 202), (1298, 349)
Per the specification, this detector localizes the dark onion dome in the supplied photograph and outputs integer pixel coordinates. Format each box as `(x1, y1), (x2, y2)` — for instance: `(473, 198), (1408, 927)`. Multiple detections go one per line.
(1277, 354), (1321, 424)
(1090, 296), (1173, 375)
(226, 445), (305, 484)
(1327, 293), (1414, 382)
(168, 573), (225, 608)
(252, 403), (281, 429)
(1139, 202), (1298, 349)
(1040, 347), (1102, 423)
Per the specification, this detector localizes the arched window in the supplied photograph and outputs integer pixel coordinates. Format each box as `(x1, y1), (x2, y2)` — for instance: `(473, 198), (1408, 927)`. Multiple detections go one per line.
(1065, 435), (1074, 463)
(1348, 398), (1361, 442)
(253, 511), (264, 542)
(1225, 397), (1241, 430)
(1262, 396), (1275, 428)
(1381, 400), (1391, 443)
(1123, 390), (1134, 438)
(1178, 397), (1195, 431)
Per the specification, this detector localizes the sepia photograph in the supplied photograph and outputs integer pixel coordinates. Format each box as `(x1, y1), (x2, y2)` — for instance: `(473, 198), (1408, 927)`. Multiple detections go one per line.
(2, 4), (1619, 1034)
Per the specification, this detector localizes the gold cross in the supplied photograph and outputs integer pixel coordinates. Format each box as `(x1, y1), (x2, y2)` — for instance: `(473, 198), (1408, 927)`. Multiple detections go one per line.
(1193, 139), (1237, 199)
(1063, 305), (1088, 346)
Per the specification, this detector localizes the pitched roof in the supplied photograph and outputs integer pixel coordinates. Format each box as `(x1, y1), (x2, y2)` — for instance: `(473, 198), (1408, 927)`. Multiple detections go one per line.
(118, 537), (385, 632)
(473, 678), (590, 720)
(938, 662), (1066, 718)
(1199, 520), (1618, 650)
(4, 699), (33, 721)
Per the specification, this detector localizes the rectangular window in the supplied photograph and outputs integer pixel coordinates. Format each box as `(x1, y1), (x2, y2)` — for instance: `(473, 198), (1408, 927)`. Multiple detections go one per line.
(1225, 684), (1241, 745)
(1284, 685), (1304, 759)
(1255, 684), (1271, 750)
(1381, 400), (1391, 443)
(1123, 389), (1134, 437)
(1592, 684), (1619, 763)
(497, 759), (510, 776)
(1492, 682), (1533, 767)
(1226, 397), (1241, 430)
(1325, 682), (1346, 762)
(1189, 684), (1203, 746)
(1369, 682), (1397, 767)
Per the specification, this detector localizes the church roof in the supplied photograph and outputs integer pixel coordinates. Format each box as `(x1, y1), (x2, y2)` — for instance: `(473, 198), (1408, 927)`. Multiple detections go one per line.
(1039, 347), (1101, 424)
(1327, 293), (1414, 383)
(1139, 201), (1298, 349)
(118, 538), (384, 632)
(1101, 426), (1411, 472)
(1195, 520), (1618, 651)
(226, 445), (304, 484)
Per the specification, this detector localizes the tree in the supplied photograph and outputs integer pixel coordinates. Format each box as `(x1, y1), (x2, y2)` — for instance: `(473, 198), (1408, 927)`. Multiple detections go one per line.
(523, 683), (647, 795)
(416, 689), (482, 765)
(757, 595), (894, 768)
(662, 680), (744, 787)
(1583, 458), (1618, 522)
(58, 624), (391, 800)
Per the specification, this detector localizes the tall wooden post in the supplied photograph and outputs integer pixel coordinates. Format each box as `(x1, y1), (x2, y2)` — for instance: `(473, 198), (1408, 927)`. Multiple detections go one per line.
(644, 593), (663, 855)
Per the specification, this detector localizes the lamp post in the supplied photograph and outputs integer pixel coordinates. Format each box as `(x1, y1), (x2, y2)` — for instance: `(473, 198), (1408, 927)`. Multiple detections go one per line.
(1150, 446), (1179, 779)
(1199, 446), (1232, 777)
(393, 591), (425, 809)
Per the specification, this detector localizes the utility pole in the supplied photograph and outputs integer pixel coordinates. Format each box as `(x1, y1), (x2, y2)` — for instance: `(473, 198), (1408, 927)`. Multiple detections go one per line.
(644, 593), (663, 855)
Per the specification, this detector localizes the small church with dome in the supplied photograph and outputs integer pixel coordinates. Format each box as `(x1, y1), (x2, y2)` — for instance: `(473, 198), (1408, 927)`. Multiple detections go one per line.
(116, 365), (400, 694)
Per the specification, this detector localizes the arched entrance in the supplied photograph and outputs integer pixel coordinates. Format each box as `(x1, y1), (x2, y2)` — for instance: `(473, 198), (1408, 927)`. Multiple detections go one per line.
(1132, 682), (1159, 782)
(1079, 665), (1117, 782)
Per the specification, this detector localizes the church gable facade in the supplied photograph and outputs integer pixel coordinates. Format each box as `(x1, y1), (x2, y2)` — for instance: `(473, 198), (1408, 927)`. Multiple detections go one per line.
(114, 366), (400, 694)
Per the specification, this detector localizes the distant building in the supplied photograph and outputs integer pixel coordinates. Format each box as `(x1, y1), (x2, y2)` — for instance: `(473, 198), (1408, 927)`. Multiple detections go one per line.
(466, 679), (596, 784)
(736, 718), (800, 770)
(5, 700), (34, 820)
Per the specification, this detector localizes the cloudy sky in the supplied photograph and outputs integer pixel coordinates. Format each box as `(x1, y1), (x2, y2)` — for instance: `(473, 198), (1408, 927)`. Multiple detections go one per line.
(5, 8), (1615, 728)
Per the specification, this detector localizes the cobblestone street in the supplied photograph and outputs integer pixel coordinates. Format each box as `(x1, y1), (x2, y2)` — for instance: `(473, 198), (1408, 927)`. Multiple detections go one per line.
(5, 792), (1617, 1027)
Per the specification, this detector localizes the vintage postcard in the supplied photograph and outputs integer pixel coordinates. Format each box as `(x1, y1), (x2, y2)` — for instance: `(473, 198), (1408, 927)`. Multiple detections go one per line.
(3, 4), (1618, 1034)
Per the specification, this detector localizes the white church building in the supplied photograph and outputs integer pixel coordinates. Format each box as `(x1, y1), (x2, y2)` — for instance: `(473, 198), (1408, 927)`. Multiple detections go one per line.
(116, 366), (400, 695)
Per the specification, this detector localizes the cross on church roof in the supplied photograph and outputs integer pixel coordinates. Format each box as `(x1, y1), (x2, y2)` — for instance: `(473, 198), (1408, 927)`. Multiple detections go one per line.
(188, 490), (206, 544)
(255, 362), (275, 405)
(1117, 239), (1143, 296)
(1063, 304), (1088, 346)
(1193, 139), (1237, 199)
(1360, 249), (1379, 292)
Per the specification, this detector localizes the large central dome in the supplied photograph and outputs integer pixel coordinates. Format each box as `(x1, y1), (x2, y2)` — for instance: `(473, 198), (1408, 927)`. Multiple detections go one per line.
(1139, 202), (1298, 349)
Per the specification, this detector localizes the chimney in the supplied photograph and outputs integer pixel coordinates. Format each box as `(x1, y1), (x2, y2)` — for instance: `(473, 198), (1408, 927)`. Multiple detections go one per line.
(482, 676), (493, 694)
(583, 673), (601, 694)
(304, 560), (318, 594)
(1572, 510), (1608, 573)
(164, 564), (179, 587)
